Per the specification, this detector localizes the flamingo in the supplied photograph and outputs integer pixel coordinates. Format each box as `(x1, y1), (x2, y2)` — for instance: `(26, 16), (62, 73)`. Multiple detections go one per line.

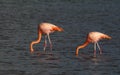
(76, 31), (111, 57)
(30, 22), (63, 53)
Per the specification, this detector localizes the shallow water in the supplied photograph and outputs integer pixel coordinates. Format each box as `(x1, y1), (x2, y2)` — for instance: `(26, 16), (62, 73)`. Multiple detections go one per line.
(0, 0), (120, 75)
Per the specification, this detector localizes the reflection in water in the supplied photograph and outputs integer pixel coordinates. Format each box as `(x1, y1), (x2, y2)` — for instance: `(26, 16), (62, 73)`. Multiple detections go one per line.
(76, 52), (114, 75)
(77, 52), (101, 64)
(92, 57), (99, 65)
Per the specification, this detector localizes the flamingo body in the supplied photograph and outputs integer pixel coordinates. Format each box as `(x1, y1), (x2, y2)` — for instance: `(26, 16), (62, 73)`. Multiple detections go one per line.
(88, 32), (110, 43)
(40, 23), (63, 34)
(30, 22), (63, 53)
(76, 31), (111, 57)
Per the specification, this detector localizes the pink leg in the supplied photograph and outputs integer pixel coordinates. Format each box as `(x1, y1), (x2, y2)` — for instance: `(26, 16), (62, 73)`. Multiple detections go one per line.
(96, 42), (102, 54)
(94, 50), (96, 57)
(50, 44), (52, 51)
(47, 34), (52, 51)
(94, 43), (97, 57)
(43, 35), (47, 51)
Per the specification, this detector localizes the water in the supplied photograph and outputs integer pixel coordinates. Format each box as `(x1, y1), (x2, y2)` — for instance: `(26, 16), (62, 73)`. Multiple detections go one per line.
(0, 0), (120, 75)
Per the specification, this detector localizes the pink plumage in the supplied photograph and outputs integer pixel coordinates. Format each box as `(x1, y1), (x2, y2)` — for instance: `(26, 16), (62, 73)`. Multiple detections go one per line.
(76, 31), (111, 57)
(30, 22), (63, 53)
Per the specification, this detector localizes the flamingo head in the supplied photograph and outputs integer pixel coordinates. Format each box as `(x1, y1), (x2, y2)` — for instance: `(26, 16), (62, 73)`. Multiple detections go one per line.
(52, 26), (64, 32)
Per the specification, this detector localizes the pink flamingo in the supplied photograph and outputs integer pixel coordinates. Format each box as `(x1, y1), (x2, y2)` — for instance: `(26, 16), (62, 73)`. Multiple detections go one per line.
(30, 22), (63, 53)
(76, 31), (111, 57)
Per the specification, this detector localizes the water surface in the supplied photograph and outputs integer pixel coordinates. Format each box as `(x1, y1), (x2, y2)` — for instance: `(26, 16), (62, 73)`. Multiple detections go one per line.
(0, 0), (120, 75)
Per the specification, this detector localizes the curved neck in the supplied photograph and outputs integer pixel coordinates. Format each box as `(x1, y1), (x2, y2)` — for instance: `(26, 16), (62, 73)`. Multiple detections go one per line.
(76, 41), (89, 55)
(30, 29), (42, 53)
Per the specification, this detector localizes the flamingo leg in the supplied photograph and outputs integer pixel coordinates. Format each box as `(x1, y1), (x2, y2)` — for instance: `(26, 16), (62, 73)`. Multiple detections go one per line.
(47, 33), (52, 51)
(43, 35), (47, 51)
(96, 42), (102, 54)
(94, 42), (97, 57)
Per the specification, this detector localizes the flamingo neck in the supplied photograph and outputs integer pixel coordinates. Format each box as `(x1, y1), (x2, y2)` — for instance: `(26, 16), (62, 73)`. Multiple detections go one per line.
(76, 41), (89, 55)
(30, 30), (42, 53)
